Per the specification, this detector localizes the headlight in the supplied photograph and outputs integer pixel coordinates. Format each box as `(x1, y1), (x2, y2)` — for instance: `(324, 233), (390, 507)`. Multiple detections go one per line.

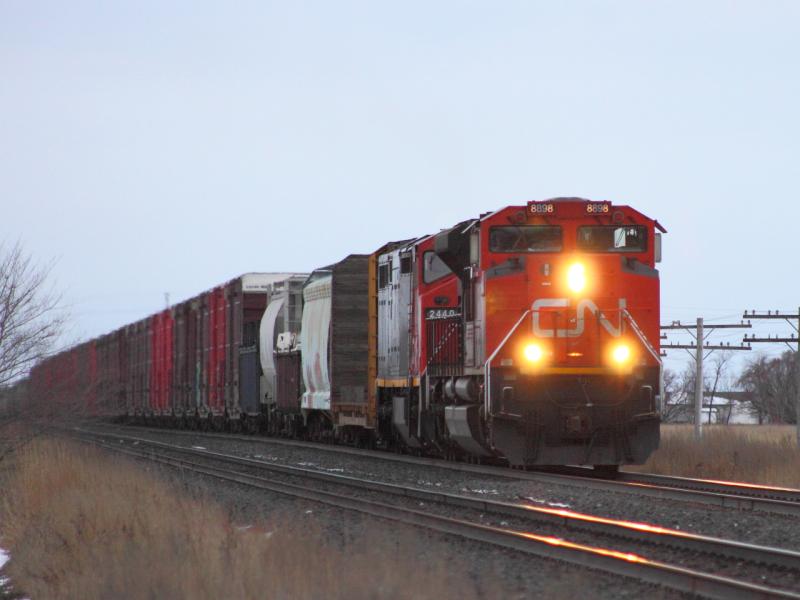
(566, 263), (586, 293)
(523, 343), (544, 363)
(611, 343), (631, 364)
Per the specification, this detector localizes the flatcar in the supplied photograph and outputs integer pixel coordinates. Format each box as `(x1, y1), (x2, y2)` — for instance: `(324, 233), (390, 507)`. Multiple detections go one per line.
(28, 198), (665, 468)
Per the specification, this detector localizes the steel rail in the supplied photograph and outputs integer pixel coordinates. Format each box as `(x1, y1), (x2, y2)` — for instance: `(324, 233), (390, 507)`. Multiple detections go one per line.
(75, 428), (800, 571)
(549, 465), (800, 503)
(84, 421), (800, 518)
(616, 472), (800, 503)
(541, 467), (800, 517)
(81, 436), (800, 600)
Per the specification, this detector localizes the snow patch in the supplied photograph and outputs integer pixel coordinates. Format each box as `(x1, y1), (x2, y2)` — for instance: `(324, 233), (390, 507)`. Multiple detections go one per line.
(417, 480), (442, 487)
(461, 488), (499, 495)
(0, 546), (11, 592)
(524, 496), (571, 509)
(297, 461), (343, 472)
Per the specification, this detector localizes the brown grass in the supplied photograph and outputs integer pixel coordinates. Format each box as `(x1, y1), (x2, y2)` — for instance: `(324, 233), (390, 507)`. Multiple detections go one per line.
(0, 436), (494, 600)
(627, 424), (800, 488)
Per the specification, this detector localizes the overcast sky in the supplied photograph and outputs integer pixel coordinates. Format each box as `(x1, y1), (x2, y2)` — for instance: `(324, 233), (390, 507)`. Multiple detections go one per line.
(2, 1), (798, 374)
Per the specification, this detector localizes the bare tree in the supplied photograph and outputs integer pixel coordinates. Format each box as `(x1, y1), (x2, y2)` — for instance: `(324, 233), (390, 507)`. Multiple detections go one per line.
(705, 351), (733, 424)
(661, 365), (697, 422)
(660, 369), (683, 422)
(662, 356), (736, 424)
(0, 242), (65, 386)
(738, 352), (797, 425)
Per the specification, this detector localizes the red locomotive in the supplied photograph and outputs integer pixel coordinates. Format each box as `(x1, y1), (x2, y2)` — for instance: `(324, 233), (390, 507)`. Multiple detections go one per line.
(29, 198), (665, 469)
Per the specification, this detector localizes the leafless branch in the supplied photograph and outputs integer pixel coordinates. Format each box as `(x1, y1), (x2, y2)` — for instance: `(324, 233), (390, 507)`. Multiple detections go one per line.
(0, 241), (66, 386)
(738, 352), (798, 425)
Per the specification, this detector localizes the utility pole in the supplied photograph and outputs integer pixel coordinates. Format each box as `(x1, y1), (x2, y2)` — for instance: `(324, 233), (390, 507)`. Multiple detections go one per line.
(661, 319), (751, 439)
(742, 309), (800, 446)
(695, 318), (703, 437)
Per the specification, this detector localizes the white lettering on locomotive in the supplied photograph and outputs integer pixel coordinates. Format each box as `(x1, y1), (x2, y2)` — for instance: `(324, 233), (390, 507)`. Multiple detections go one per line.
(426, 307), (462, 320)
(532, 298), (627, 338)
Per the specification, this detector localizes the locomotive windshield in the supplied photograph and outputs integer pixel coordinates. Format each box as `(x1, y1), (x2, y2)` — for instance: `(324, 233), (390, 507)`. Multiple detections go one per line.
(489, 226), (562, 253)
(577, 225), (647, 252)
(423, 251), (452, 283)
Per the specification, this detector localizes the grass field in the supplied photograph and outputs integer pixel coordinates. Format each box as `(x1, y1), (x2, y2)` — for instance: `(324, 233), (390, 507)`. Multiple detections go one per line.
(627, 424), (800, 488)
(0, 435), (497, 600)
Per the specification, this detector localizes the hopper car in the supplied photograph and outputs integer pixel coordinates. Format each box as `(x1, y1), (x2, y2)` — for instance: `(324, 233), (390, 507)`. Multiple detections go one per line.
(29, 198), (665, 468)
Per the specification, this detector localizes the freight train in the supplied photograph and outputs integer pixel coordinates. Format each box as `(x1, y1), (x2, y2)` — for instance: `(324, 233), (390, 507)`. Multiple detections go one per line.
(29, 198), (665, 469)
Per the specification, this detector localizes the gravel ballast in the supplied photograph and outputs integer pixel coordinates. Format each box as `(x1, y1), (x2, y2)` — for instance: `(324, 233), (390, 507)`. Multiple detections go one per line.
(99, 431), (800, 594)
(132, 444), (696, 600)
(84, 423), (800, 553)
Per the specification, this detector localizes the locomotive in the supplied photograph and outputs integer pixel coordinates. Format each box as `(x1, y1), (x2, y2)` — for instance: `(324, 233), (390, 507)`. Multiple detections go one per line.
(29, 198), (665, 468)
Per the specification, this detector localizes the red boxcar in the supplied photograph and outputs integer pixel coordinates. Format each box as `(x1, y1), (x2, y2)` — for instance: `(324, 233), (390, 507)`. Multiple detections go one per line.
(28, 274), (289, 424)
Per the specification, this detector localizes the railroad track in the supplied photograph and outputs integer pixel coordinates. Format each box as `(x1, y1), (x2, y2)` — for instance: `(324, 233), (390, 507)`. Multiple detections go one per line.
(616, 471), (800, 504)
(86, 421), (800, 518)
(74, 427), (800, 600)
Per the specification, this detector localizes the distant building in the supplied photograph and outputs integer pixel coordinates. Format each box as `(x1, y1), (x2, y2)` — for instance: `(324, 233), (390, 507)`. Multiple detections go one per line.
(662, 402), (693, 423)
(663, 391), (762, 425)
(704, 391), (762, 425)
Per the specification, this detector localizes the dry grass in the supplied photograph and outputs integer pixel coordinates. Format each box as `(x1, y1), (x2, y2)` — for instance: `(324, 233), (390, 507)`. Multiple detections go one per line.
(627, 424), (800, 488)
(0, 436), (494, 600)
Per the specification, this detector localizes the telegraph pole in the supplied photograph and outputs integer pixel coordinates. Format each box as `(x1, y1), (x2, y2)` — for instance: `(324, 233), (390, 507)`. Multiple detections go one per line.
(695, 318), (703, 438)
(661, 319), (751, 439)
(743, 309), (800, 446)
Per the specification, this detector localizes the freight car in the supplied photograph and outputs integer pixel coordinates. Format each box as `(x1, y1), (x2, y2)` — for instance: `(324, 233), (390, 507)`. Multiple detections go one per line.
(29, 198), (665, 469)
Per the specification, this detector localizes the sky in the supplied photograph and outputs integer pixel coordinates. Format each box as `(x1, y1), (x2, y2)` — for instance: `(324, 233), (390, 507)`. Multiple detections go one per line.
(2, 1), (798, 376)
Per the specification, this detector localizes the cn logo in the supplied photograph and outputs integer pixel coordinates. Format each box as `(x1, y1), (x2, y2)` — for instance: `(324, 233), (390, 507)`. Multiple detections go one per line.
(532, 298), (627, 338)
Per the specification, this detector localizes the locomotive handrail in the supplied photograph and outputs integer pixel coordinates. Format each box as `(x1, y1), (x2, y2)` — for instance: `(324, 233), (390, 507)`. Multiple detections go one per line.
(621, 308), (662, 366)
(622, 307), (664, 412)
(484, 309), (531, 418)
(484, 308), (663, 418)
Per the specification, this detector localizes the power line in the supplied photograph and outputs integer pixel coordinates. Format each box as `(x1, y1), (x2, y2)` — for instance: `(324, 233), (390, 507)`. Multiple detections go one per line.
(661, 320), (752, 330)
(660, 318), (751, 439)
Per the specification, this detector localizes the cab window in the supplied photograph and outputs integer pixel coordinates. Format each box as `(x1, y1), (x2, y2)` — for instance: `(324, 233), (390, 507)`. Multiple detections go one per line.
(378, 264), (390, 288)
(423, 251), (451, 284)
(489, 226), (562, 253)
(577, 225), (647, 252)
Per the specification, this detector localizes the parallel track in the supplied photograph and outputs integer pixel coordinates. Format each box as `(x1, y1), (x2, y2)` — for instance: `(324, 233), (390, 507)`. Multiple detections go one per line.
(551, 466), (800, 504)
(87, 421), (800, 518)
(74, 427), (800, 599)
